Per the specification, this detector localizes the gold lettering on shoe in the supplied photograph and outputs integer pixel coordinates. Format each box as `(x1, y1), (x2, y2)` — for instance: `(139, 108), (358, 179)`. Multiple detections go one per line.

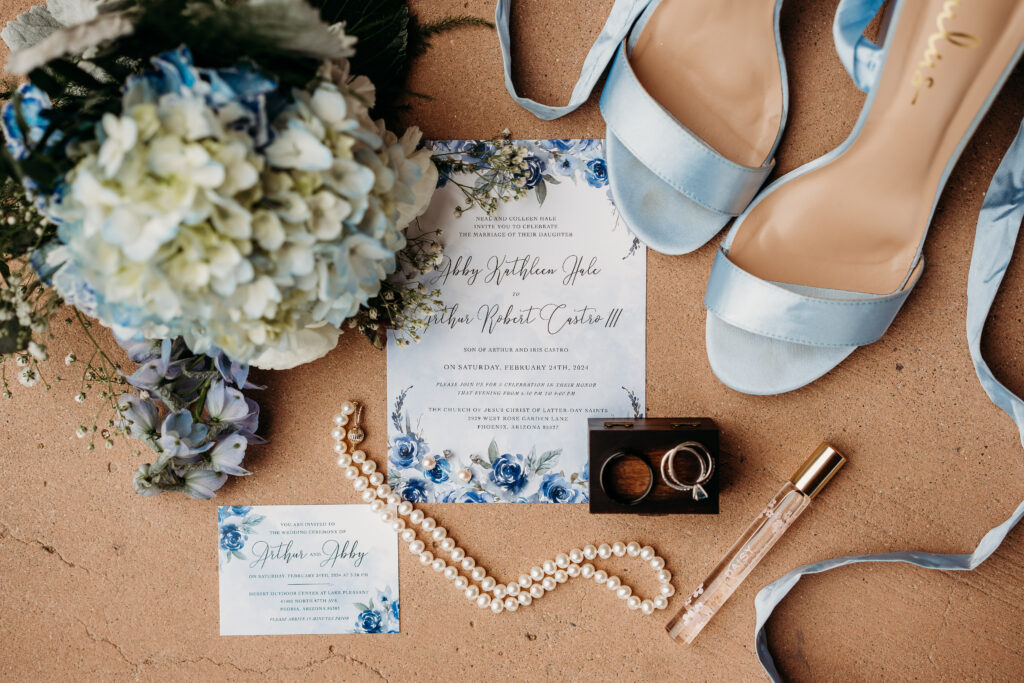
(910, 0), (981, 104)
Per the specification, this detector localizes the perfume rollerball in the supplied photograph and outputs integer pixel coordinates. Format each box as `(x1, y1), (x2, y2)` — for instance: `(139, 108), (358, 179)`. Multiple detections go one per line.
(666, 443), (846, 644)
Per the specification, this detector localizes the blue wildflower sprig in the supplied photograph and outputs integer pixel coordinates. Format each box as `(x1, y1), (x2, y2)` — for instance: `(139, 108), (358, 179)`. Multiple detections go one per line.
(121, 337), (264, 499)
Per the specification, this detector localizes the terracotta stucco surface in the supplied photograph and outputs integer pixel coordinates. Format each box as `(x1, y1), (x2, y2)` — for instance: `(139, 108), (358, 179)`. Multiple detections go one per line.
(1, 0), (1022, 680)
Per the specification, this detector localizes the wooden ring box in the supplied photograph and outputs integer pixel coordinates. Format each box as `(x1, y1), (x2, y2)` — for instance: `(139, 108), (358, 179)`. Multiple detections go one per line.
(588, 417), (719, 515)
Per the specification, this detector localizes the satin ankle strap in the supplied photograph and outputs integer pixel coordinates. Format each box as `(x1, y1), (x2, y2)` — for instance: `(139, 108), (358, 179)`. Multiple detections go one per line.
(833, 0), (889, 92)
(495, 0), (654, 120)
(752, 117), (1024, 681)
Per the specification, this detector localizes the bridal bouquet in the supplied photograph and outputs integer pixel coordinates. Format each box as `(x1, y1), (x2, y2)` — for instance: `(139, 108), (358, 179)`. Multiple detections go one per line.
(0, 0), (502, 497)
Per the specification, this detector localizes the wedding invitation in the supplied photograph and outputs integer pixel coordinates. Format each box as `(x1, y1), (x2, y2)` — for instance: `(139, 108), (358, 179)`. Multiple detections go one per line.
(387, 139), (645, 504)
(218, 505), (399, 635)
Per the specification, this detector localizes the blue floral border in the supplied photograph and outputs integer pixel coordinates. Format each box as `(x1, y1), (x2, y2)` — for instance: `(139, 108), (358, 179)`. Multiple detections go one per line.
(387, 386), (591, 504)
(352, 586), (399, 634)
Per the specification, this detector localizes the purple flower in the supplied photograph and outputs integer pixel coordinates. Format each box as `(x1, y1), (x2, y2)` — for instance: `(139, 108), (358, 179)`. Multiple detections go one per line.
(210, 434), (251, 476)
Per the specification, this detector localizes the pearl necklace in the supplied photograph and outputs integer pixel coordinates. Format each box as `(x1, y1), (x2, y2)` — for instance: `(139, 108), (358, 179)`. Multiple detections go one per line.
(331, 400), (676, 615)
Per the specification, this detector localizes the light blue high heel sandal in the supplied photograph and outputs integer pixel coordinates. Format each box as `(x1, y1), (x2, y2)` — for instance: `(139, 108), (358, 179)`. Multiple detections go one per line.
(753, 110), (1024, 683)
(703, 0), (1024, 395)
(496, 0), (789, 255)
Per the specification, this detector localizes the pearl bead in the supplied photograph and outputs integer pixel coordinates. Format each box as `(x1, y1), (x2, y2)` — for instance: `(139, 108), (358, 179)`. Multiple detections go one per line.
(431, 558), (445, 572)
(653, 595), (668, 610)
(431, 527), (447, 542)
(360, 460), (376, 475)
(386, 493), (401, 506)
(529, 566), (544, 581)
(376, 485), (392, 499)
(476, 594), (491, 609)
(612, 542), (626, 557)
(381, 511), (395, 524)
(489, 599), (504, 614)
(480, 576), (496, 591)
(409, 540), (425, 554)
(582, 544), (597, 560)
(640, 546), (655, 561)
(450, 548), (465, 562)
(334, 443), (349, 456)
(580, 563), (595, 579)
(421, 456), (436, 470)
(627, 596), (641, 611)
(409, 510), (424, 524)
(518, 593), (533, 606)
(542, 560), (557, 575)
(440, 538), (456, 552)
(391, 518), (406, 532)
(597, 543), (612, 559)
(518, 574), (532, 588)
(465, 586), (479, 600)
(593, 570), (608, 584)
(330, 427), (345, 440)
(569, 548), (584, 564)
(369, 472), (384, 486)
(493, 584), (506, 599)
(353, 477), (368, 492)
(566, 564), (581, 578)
(555, 553), (570, 568)
(606, 575), (621, 591)
(370, 500), (385, 513)
(471, 567), (486, 582)
(541, 577), (556, 591)
(340, 401), (356, 415)
(529, 584), (544, 599)
(419, 551), (434, 565)
(361, 490), (376, 503)
(400, 529), (415, 543)
(333, 413), (349, 426)
(507, 582), (520, 596)
(343, 466), (359, 480)
(336, 453), (351, 467)
(454, 576), (469, 590)
(626, 542), (641, 557)
(504, 597), (518, 612)
(640, 600), (655, 615)
(456, 469), (472, 483)
(660, 584), (675, 597)
(443, 566), (458, 581)
(420, 517), (436, 531)
(461, 557), (475, 571)
(656, 569), (672, 584)
(397, 501), (413, 516)
(616, 585), (631, 600)
(351, 450), (366, 464)
(554, 570), (568, 584)
(650, 556), (665, 571)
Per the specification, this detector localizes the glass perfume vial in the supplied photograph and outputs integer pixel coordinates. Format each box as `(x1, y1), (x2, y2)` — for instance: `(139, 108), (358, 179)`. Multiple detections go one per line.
(666, 443), (846, 644)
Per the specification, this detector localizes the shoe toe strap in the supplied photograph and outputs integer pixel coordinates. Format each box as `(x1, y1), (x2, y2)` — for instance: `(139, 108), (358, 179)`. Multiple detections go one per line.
(704, 248), (921, 347)
(599, 41), (775, 217)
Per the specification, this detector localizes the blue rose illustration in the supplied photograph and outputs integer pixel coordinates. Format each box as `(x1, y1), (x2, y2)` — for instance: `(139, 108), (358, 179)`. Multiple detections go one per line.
(389, 433), (425, 469)
(584, 158), (609, 188)
(356, 609), (383, 633)
(581, 460), (590, 483)
(390, 599), (399, 622)
(219, 523), (247, 551)
(539, 473), (584, 503)
(396, 476), (430, 503)
(489, 453), (530, 494)
(424, 456), (450, 483)
(519, 156), (544, 189)
(217, 506), (252, 522)
(538, 139), (576, 152)
(442, 489), (496, 503)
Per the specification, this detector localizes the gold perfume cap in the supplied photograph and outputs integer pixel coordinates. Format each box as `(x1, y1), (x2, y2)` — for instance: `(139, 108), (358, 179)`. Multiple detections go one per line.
(790, 443), (846, 499)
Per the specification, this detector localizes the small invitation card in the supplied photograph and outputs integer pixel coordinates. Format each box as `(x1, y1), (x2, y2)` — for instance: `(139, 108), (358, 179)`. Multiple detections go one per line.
(217, 505), (399, 635)
(387, 139), (646, 504)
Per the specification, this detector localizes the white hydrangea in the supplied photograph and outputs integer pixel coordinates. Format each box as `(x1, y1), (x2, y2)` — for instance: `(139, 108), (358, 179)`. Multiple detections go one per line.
(45, 36), (437, 369)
